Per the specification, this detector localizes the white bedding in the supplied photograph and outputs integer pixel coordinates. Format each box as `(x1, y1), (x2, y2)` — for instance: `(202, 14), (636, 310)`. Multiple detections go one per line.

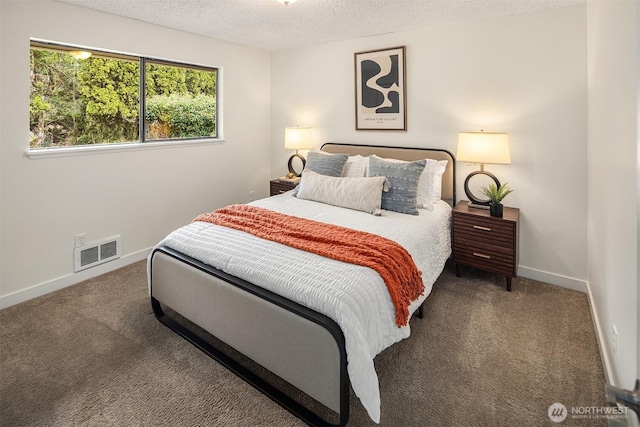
(151, 193), (452, 423)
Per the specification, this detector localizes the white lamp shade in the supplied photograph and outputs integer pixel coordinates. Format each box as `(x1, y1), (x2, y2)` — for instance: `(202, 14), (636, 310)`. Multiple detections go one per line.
(284, 127), (313, 150)
(457, 132), (511, 165)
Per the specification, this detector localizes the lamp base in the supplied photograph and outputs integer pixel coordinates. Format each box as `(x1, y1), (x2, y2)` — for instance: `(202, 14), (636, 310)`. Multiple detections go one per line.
(463, 170), (501, 206)
(287, 153), (307, 178)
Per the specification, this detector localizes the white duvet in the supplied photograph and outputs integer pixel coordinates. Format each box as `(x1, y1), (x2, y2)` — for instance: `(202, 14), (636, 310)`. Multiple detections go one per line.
(152, 193), (452, 423)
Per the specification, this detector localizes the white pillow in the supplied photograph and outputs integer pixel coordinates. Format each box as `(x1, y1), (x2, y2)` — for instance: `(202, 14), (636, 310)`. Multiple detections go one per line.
(342, 155), (369, 178)
(296, 169), (388, 215)
(421, 159), (448, 211)
(366, 156), (447, 211)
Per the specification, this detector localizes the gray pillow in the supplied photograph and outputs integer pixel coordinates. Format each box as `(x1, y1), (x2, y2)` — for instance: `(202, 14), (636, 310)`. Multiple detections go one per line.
(368, 155), (426, 215)
(293, 151), (349, 196)
(305, 151), (349, 176)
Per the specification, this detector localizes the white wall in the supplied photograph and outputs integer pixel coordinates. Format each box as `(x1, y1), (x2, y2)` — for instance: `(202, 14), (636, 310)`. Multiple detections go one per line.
(271, 5), (588, 288)
(0, 1), (271, 303)
(587, 0), (638, 392)
(0, 2), (4, 303)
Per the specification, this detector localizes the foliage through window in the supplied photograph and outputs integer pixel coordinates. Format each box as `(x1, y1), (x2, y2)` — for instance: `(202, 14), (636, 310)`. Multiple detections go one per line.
(29, 41), (218, 149)
(145, 62), (217, 140)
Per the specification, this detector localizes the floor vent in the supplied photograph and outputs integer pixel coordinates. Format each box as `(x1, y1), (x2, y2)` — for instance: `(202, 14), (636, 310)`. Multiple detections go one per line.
(74, 236), (121, 272)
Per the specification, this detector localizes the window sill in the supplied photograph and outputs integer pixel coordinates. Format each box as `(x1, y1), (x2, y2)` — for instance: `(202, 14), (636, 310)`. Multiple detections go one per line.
(26, 138), (225, 160)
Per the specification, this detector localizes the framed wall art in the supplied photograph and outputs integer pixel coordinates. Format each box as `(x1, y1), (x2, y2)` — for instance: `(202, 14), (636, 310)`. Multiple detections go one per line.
(354, 46), (406, 131)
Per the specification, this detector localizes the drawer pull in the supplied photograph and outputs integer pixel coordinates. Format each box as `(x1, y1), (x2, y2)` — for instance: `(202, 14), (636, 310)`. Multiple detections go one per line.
(473, 252), (491, 259)
(473, 225), (492, 232)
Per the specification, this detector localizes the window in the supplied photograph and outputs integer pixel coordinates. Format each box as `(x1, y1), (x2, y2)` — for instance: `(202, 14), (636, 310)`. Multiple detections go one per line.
(145, 61), (217, 141)
(29, 41), (218, 150)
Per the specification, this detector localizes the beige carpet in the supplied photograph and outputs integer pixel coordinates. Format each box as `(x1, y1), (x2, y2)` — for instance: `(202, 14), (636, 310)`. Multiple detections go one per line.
(0, 260), (607, 426)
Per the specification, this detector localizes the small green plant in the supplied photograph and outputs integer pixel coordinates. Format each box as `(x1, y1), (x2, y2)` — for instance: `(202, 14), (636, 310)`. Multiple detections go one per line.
(481, 182), (514, 205)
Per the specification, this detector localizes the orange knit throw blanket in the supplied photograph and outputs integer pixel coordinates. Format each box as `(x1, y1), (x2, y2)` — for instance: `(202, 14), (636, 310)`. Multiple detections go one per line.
(194, 204), (424, 327)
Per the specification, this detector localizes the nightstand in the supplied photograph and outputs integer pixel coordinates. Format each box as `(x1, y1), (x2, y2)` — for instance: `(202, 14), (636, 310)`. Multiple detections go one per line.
(452, 200), (520, 291)
(270, 178), (299, 196)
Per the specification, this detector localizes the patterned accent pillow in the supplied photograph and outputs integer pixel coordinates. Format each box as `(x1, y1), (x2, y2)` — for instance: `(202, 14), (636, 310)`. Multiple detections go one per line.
(368, 155), (426, 215)
(305, 151), (349, 176)
(368, 156), (448, 211)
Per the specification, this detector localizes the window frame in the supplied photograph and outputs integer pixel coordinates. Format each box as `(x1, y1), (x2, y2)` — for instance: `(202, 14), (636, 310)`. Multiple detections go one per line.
(27, 39), (223, 159)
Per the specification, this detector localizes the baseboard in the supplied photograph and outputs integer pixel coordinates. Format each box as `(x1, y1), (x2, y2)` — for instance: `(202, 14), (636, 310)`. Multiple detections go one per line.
(518, 265), (588, 293)
(584, 280), (614, 385)
(2, 258), (589, 308)
(0, 252), (618, 387)
(0, 247), (152, 310)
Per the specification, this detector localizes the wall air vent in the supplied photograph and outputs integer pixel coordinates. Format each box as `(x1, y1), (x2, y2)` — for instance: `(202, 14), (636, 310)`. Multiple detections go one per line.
(74, 236), (121, 272)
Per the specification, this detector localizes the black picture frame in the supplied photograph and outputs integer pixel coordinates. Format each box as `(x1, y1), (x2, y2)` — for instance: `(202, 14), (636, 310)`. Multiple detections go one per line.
(354, 46), (406, 131)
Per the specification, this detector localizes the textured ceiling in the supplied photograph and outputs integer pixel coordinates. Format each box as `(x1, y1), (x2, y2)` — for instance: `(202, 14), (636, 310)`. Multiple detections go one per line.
(56, 0), (584, 52)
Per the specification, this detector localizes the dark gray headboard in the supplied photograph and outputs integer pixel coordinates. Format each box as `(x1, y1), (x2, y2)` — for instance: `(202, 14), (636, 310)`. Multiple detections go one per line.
(320, 143), (456, 206)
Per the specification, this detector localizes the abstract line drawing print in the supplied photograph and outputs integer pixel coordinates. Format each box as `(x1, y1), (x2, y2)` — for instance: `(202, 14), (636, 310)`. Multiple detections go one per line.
(360, 54), (400, 114)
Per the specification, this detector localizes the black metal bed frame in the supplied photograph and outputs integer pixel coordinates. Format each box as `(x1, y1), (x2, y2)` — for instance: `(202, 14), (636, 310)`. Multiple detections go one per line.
(150, 247), (350, 426)
(149, 143), (453, 426)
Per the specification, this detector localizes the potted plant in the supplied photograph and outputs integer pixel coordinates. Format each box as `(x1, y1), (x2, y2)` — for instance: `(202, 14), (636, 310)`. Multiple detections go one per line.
(481, 183), (514, 217)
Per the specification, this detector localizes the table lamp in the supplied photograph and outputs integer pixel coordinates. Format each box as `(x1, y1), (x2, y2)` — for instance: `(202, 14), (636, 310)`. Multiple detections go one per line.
(284, 126), (313, 178)
(457, 131), (511, 209)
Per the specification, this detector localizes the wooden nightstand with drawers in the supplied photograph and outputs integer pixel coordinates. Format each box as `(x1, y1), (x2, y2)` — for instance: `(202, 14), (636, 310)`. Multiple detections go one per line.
(270, 178), (299, 196)
(452, 200), (520, 291)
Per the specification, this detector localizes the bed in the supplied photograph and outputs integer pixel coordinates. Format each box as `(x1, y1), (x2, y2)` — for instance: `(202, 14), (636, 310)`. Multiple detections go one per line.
(148, 143), (455, 426)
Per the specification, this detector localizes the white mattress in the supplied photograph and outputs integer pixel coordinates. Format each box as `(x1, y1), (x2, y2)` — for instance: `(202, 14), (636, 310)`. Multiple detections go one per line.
(152, 193), (452, 423)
